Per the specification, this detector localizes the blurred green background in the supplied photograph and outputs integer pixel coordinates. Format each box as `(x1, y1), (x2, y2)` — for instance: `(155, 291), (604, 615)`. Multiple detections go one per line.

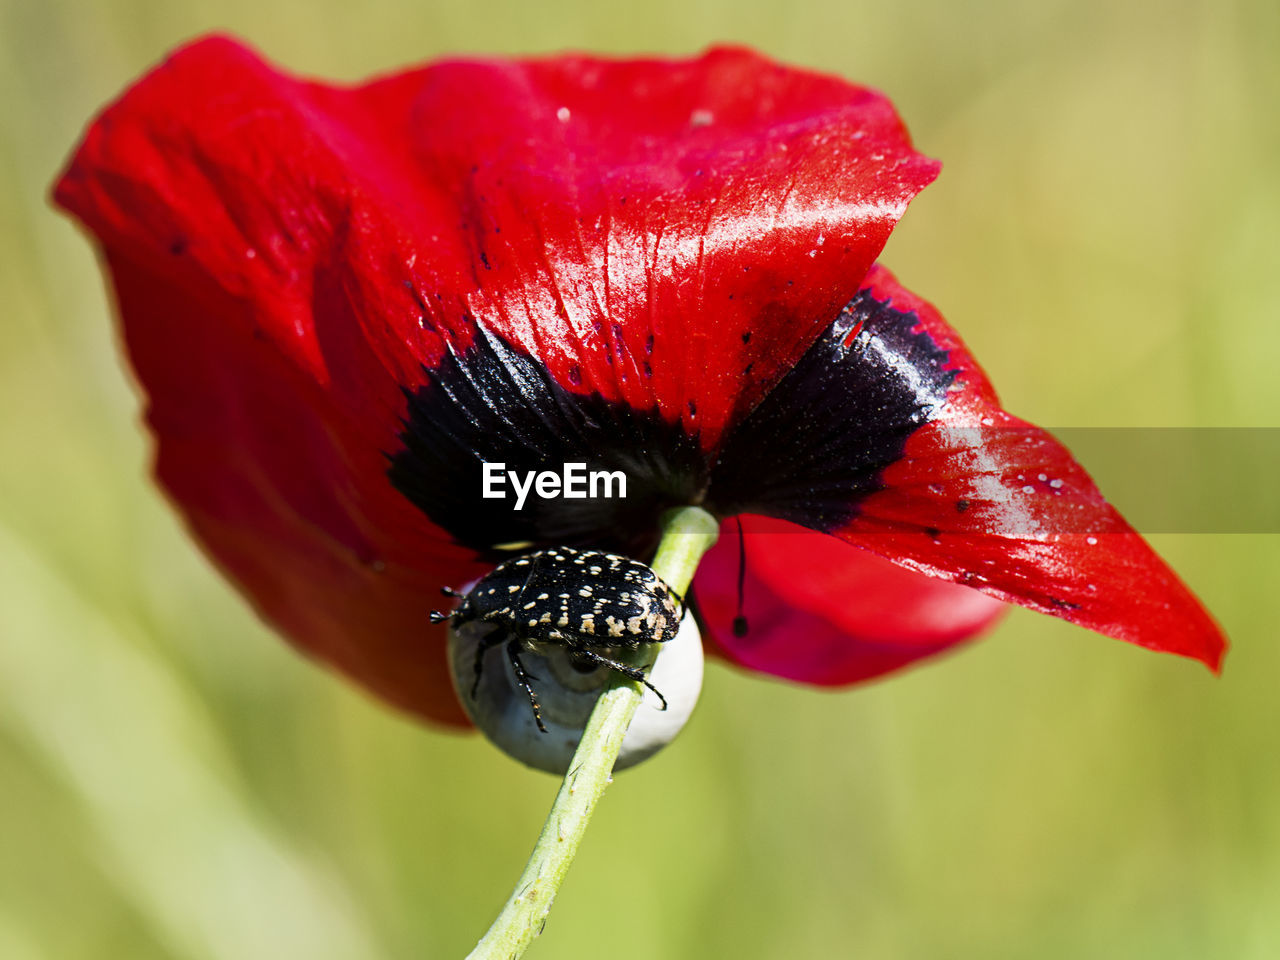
(2, 0), (1277, 957)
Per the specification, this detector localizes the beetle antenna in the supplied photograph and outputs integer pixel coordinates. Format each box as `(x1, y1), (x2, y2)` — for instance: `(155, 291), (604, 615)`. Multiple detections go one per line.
(429, 610), (453, 624)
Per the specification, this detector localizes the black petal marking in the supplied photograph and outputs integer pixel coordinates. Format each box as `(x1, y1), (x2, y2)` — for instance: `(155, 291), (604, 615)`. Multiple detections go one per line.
(706, 291), (956, 531)
(387, 326), (705, 560)
(388, 291), (955, 552)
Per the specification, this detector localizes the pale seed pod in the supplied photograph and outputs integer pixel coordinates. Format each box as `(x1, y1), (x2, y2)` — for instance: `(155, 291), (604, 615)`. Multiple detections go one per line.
(447, 610), (704, 774)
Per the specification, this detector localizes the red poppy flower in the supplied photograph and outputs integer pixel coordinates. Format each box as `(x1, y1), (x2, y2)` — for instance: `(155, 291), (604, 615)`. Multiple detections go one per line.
(53, 36), (1224, 727)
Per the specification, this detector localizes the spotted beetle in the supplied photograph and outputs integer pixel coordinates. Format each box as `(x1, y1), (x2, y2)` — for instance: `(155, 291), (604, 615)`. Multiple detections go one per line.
(431, 547), (683, 733)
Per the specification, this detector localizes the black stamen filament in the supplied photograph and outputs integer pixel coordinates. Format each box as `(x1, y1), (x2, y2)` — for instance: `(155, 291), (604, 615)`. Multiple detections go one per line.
(732, 516), (749, 637)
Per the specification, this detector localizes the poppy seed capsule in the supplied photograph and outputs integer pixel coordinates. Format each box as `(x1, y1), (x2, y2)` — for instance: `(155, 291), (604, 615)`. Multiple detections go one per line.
(438, 548), (701, 773)
(433, 548), (683, 729)
(447, 604), (704, 774)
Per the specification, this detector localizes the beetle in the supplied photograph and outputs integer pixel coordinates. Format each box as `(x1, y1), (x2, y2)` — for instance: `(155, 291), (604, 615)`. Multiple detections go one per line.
(431, 547), (683, 733)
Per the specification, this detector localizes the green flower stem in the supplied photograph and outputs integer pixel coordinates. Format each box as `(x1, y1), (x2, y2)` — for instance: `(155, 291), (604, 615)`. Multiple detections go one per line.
(466, 505), (720, 960)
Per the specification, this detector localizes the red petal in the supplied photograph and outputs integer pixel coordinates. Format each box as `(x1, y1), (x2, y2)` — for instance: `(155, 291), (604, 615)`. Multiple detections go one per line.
(52, 37), (942, 720)
(104, 249), (476, 725)
(56, 36), (938, 448)
(695, 516), (1007, 685)
(397, 49), (939, 445)
(832, 265), (1227, 670)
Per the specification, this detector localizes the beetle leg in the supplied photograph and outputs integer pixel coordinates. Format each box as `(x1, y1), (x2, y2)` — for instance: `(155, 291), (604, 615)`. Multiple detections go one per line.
(570, 649), (668, 712)
(506, 639), (548, 733)
(470, 628), (507, 698)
